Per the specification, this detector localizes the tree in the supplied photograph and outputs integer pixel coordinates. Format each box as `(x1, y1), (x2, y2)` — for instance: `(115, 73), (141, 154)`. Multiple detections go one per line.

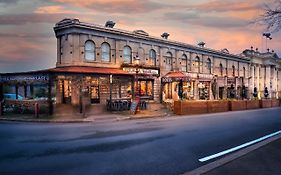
(261, 0), (281, 32)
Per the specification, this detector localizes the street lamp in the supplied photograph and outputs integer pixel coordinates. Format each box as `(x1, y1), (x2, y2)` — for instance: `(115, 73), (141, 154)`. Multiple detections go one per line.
(134, 56), (140, 99)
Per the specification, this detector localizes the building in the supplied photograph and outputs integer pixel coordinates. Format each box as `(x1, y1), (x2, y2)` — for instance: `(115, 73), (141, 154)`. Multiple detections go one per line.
(0, 18), (280, 115)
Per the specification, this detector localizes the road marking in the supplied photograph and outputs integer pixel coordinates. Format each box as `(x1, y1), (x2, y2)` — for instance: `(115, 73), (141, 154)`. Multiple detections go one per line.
(199, 130), (281, 162)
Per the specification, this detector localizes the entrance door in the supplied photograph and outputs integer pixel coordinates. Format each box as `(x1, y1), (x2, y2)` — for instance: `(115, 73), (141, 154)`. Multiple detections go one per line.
(219, 87), (224, 99)
(62, 80), (71, 104)
(90, 78), (100, 104)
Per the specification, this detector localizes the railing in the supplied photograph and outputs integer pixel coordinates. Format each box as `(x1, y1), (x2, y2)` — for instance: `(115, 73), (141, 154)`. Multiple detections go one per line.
(3, 99), (49, 114)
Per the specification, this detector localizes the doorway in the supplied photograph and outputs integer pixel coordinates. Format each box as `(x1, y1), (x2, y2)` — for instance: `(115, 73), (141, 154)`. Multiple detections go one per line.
(61, 80), (71, 104)
(90, 78), (100, 104)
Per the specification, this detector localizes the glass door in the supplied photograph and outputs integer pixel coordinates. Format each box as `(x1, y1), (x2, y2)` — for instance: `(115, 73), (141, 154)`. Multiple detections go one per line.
(90, 79), (100, 104)
(61, 80), (71, 104)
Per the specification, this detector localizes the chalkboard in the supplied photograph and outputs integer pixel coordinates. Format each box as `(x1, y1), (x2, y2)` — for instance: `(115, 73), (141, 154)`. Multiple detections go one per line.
(130, 101), (139, 114)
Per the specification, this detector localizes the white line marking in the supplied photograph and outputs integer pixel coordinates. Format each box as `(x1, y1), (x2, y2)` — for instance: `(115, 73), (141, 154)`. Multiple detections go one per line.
(199, 130), (281, 162)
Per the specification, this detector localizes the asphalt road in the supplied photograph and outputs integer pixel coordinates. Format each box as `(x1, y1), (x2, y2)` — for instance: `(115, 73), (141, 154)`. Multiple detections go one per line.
(0, 108), (281, 175)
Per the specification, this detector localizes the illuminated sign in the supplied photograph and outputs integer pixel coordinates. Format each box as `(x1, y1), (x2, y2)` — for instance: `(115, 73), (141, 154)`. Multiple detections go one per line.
(0, 74), (49, 82)
(123, 67), (159, 75)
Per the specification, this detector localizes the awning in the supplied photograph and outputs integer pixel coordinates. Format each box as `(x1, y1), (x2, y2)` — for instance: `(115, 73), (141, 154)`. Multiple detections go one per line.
(161, 71), (191, 83)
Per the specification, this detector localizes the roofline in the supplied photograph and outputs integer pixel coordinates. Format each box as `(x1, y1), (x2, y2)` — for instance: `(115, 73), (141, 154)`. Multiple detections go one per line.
(54, 19), (250, 63)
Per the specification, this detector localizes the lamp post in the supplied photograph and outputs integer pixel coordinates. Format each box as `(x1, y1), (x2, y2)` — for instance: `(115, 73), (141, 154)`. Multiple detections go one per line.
(135, 56), (140, 99)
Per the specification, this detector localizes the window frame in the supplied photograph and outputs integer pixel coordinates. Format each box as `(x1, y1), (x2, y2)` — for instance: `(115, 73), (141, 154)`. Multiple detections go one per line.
(101, 42), (111, 62)
(84, 40), (96, 61)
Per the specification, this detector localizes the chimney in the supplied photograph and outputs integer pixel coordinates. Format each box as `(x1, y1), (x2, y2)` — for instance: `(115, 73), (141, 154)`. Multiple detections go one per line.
(161, 32), (169, 39)
(198, 41), (206, 48)
(105, 20), (115, 28)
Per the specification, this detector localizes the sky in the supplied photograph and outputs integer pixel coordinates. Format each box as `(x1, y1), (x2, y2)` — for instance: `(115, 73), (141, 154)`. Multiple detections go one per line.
(0, 0), (280, 73)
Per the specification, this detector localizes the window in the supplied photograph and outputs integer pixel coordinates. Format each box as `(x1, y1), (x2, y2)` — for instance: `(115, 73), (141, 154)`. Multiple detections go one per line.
(84, 40), (96, 61)
(165, 52), (172, 71)
(101, 42), (110, 62)
(193, 56), (200, 73)
(149, 49), (156, 66)
(206, 58), (211, 74)
(232, 65), (235, 76)
(243, 67), (246, 77)
(138, 80), (154, 99)
(123, 46), (132, 64)
(181, 54), (187, 72)
(219, 63), (223, 76)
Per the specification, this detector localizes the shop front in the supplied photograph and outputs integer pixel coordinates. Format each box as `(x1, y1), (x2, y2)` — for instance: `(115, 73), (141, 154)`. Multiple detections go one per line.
(122, 66), (160, 101)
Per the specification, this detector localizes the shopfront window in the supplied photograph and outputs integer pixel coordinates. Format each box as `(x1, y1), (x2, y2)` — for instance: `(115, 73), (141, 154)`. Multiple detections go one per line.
(198, 82), (209, 100)
(138, 80), (154, 99)
(183, 81), (194, 100)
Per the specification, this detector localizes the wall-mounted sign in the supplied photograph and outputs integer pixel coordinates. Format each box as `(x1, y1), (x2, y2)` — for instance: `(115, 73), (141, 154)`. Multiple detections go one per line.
(0, 74), (49, 83)
(123, 67), (159, 76)
(161, 77), (191, 83)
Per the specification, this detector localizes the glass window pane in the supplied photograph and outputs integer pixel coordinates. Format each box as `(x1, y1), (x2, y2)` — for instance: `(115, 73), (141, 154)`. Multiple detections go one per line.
(123, 46), (132, 63)
(85, 41), (95, 61)
(101, 43), (110, 62)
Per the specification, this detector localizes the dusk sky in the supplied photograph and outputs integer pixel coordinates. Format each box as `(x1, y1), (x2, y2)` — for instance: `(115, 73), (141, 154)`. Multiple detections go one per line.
(0, 0), (280, 73)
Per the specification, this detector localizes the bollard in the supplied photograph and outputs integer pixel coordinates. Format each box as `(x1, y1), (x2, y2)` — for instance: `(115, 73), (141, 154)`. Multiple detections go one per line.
(34, 103), (39, 118)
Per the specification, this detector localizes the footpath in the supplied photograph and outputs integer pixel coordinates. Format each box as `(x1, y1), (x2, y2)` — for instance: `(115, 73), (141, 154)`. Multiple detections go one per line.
(185, 134), (281, 175)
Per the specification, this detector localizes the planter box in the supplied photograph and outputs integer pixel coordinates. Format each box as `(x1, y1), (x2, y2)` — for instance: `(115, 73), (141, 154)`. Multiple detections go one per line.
(174, 100), (208, 115)
(229, 100), (247, 111)
(246, 100), (260, 110)
(271, 99), (280, 107)
(260, 99), (272, 108)
(207, 101), (229, 113)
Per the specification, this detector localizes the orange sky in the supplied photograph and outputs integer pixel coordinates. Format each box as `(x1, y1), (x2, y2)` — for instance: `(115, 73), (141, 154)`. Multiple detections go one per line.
(0, 0), (280, 72)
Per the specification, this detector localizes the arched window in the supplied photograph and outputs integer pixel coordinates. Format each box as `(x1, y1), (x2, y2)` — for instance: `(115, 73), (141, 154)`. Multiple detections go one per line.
(84, 40), (95, 61)
(243, 67), (246, 77)
(165, 52), (172, 71)
(219, 63), (223, 76)
(181, 54), (187, 72)
(193, 56), (200, 73)
(149, 49), (156, 66)
(101, 42), (110, 62)
(232, 65), (235, 76)
(123, 46), (132, 64)
(206, 58), (211, 74)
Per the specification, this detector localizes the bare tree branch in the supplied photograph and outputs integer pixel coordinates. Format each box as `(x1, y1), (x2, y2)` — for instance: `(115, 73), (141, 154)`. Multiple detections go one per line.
(260, 0), (281, 32)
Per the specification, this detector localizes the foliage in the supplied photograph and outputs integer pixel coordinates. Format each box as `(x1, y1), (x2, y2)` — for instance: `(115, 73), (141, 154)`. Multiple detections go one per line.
(261, 0), (281, 32)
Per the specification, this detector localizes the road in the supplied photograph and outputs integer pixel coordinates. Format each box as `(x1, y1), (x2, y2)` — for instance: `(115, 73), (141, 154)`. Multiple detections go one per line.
(0, 108), (281, 175)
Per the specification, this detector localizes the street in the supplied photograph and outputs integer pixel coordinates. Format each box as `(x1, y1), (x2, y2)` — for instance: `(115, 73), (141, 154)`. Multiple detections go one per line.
(1, 108), (281, 175)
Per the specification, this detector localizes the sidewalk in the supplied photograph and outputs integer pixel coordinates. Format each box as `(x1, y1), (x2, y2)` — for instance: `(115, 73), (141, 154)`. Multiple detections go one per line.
(202, 136), (281, 175)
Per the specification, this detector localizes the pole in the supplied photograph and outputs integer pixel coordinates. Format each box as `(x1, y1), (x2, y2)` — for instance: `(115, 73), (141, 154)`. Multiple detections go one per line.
(109, 74), (113, 111)
(48, 74), (53, 115)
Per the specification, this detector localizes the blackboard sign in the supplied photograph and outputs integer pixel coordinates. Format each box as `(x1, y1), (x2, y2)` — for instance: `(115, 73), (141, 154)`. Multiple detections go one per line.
(130, 101), (139, 114)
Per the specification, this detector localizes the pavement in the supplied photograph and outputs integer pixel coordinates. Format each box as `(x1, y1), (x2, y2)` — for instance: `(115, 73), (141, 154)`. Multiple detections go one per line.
(202, 136), (281, 175)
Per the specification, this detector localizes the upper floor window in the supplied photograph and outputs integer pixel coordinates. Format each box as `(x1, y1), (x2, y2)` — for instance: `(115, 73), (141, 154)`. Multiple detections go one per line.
(165, 52), (172, 71)
(101, 42), (111, 62)
(243, 67), (246, 77)
(232, 65), (235, 76)
(84, 40), (96, 61)
(149, 49), (156, 66)
(219, 63), (223, 76)
(206, 58), (211, 74)
(123, 46), (132, 64)
(193, 56), (200, 73)
(181, 54), (187, 72)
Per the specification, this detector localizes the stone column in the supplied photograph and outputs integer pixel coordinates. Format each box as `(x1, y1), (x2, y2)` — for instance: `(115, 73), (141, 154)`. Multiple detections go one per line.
(194, 80), (199, 100)
(250, 65), (255, 96)
(265, 66), (271, 98)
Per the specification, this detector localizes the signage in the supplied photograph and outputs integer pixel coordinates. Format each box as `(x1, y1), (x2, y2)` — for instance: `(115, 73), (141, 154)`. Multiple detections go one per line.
(130, 100), (139, 114)
(161, 76), (191, 83)
(0, 74), (49, 82)
(123, 67), (159, 76)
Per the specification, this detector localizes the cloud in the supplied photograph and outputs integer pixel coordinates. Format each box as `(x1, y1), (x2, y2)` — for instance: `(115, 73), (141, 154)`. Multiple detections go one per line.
(163, 12), (248, 28)
(50, 0), (166, 13)
(0, 13), (71, 25)
(186, 0), (262, 13)
(0, 0), (18, 4)
(34, 5), (78, 14)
